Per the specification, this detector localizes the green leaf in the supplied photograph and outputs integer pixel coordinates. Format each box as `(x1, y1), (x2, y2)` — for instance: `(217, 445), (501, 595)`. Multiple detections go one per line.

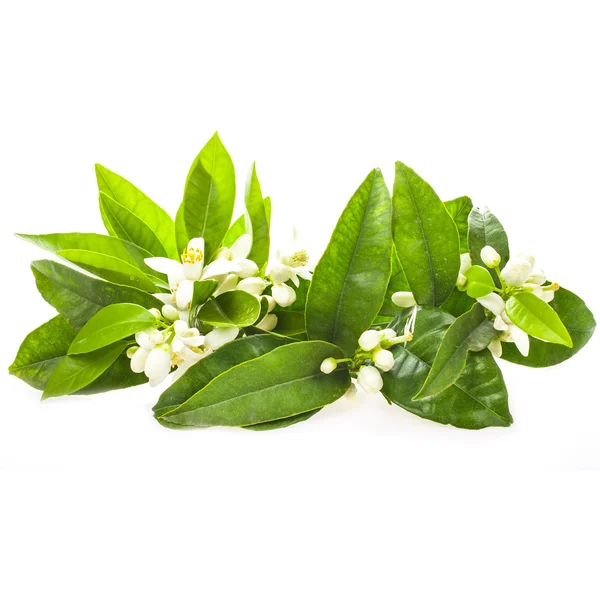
(274, 278), (311, 313)
(43, 340), (130, 400)
(175, 132), (235, 260)
(222, 214), (245, 248)
(196, 290), (261, 328)
(505, 292), (573, 347)
(9, 315), (145, 393)
(273, 311), (306, 336)
(68, 303), (156, 355)
(444, 196), (473, 253)
(382, 307), (512, 429)
(501, 287), (595, 367)
(95, 164), (178, 259)
(468, 207), (510, 285)
(244, 163), (270, 268)
(17, 232), (161, 292)
(439, 288), (476, 318)
(158, 341), (351, 428)
(392, 162), (460, 306)
(465, 265), (496, 298)
(379, 246), (410, 317)
(306, 169), (392, 356)
(153, 334), (290, 419)
(31, 260), (163, 329)
(412, 304), (496, 400)
(244, 409), (321, 431)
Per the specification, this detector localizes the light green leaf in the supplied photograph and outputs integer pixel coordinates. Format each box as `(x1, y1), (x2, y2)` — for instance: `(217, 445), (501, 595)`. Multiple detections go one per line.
(196, 290), (261, 328)
(244, 163), (270, 268)
(413, 304), (496, 400)
(382, 307), (512, 429)
(68, 303), (156, 355)
(505, 292), (573, 347)
(392, 162), (460, 306)
(465, 265), (496, 298)
(501, 287), (595, 367)
(31, 260), (162, 329)
(175, 132), (236, 259)
(43, 340), (130, 400)
(153, 334), (290, 419)
(444, 196), (473, 254)
(222, 214), (245, 248)
(158, 341), (351, 428)
(9, 315), (146, 393)
(95, 164), (177, 259)
(306, 169), (392, 356)
(468, 207), (510, 285)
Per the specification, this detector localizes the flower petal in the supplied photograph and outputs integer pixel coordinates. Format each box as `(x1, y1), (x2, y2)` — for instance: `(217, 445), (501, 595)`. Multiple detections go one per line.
(175, 279), (194, 310)
(145, 257), (185, 279)
(230, 234), (252, 259)
(204, 326), (239, 350)
(201, 258), (242, 280)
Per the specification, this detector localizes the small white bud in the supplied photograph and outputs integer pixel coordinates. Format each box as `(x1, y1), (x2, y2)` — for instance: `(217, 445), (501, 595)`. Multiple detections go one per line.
(162, 304), (179, 322)
(144, 344), (172, 385)
(235, 258), (259, 279)
(456, 273), (468, 290)
(256, 313), (278, 331)
(357, 365), (384, 394)
(148, 308), (162, 319)
(130, 347), (150, 373)
(237, 276), (266, 296)
(476, 292), (505, 316)
(320, 357), (338, 374)
(480, 245), (501, 269)
(488, 338), (503, 358)
(149, 330), (164, 345)
(391, 291), (416, 308)
(271, 282), (296, 307)
(358, 329), (381, 351)
(459, 252), (472, 275)
(372, 347), (395, 372)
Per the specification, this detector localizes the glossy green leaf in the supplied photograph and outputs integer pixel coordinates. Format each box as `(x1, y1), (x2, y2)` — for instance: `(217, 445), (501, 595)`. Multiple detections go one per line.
(17, 232), (161, 292)
(439, 288), (476, 318)
(306, 169), (392, 356)
(273, 311), (306, 336)
(196, 290), (261, 328)
(505, 292), (573, 347)
(222, 214), (245, 248)
(383, 307), (512, 429)
(501, 287), (595, 367)
(468, 207), (510, 285)
(413, 304), (496, 400)
(95, 164), (177, 259)
(244, 409), (321, 431)
(43, 340), (130, 400)
(444, 196), (473, 253)
(175, 132), (236, 259)
(31, 260), (162, 329)
(153, 334), (290, 419)
(244, 163), (270, 268)
(465, 265), (496, 298)
(69, 303), (156, 355)
(9, 315), (145, 393)
(159, 341), (350, 428)
(379, 247), (411, 317)
(274, 278), (311, 313)
(392, 162), (460, 306)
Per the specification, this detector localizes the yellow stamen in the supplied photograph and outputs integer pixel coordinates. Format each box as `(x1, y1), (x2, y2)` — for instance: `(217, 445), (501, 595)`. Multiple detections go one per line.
(288, 249), (309, 267)
(181, 247), (204, 264)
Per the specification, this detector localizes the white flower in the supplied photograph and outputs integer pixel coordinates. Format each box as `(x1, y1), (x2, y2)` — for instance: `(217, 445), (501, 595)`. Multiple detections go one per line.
(130, 347), (151, 373)
(476, 292), (505, 315)
(271, 282), (296, 307)
(320, 357), (337, 374)
(256, 313), (278, 331)
(204, 326), (239, 350)
(481, 245), (501, 269)
(527, 269), (546, 285)
(214, 234), (259, 278)
(372, 347), (394, 372)
(508, 324), (529, 356)
(493, 314), (509, 331)
(237, 276), (267, 296)
(145, 344), (173, 387)
(358, 329), (381, 351)
(500, 255), (533, 287)
(172, 351), (206, 382)
(357, 365), (383, 394)
(391, 291), (416, 308)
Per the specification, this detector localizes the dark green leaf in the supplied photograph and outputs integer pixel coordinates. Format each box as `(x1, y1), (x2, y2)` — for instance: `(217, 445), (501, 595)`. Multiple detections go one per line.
(31, 260), (162, 329)
(379, 246), (410, 317)
(273, 311), (306, 336)
(383, 307), (512, 429)
(413, 304), (496, 400)
(159, 341), (350, 428)
(244, 163), (270, 268)
(465, 265), (496, 298)
(505, 292), (573, 347)
(153, 334), (291, 418)
(439, 288), (476, 318)
(69, 303), (156, 355)
(43, 340), (130, 399)
(306, 169), (392, 356)
(392, 162), (460, 306)
(501, 287), (595, 367)
(444, 196), (473, 253)
(468, 207), (510, 285)
(244, 409), (321, 431)
(196, 290), (261, 328)
(175, 132), (236, 259)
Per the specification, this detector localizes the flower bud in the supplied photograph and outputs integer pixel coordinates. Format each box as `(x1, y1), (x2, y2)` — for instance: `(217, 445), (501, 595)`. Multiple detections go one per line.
(372, 347), (394, 372)
(148, 308), (162, 319)
(135, 329), (155, 350)
(236, 258), (259, 279)
(126, 346), (139, 359)
(459, 253), (472, 275)
(149, 330), (164, 345)
(391, 291), (416, 308)
(357, 365), (383, 394)
(358, 329), (381, 351)
(500, 257), (533, 287)
(144, 344), (173, 386)
(162, 304), (179, 322)
(488, 338), (503, 358)
(480, 245), (501, 269)
(237, 276), (266, 296)
(130, 347), (150, 373)
(476, 292), (505, 315)
(320, 357), (337, 374)
(272, 282), (296, 307)
(256, 313), (278, 331)
(456, 273), (467, 290)
(380, 328), (397, 341)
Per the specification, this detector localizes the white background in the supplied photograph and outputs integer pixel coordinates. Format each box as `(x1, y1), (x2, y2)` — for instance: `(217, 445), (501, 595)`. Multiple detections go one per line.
(1, 1), (599, 598)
